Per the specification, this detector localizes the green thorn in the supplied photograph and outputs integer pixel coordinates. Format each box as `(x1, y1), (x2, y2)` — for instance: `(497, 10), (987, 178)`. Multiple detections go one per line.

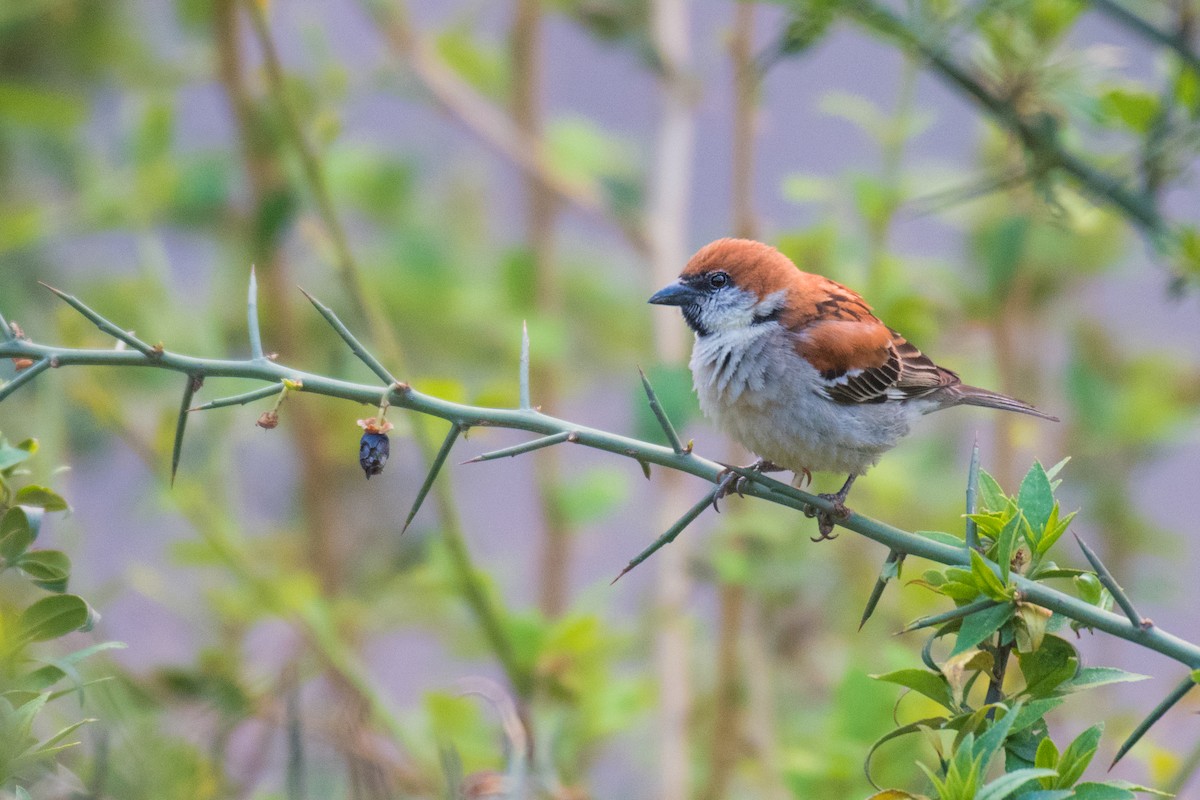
(462, 431), (573, 464)
(38, 282), (159, 357)
(0, 358), (51, 403)
(612, 484), (717, 583)
(190, 383), (285, 412)
(248, 266), (265, 361)
(299, 287), (395, 386)
(1111, 674), (1196, 769)
(637, 366), (685, 454)
(859, 549), (905, 630)
(1074, 532), (1149, 630)
(171, 375), (202, 486)
(519, 321), (531, 411)
(899, 597), (1001, 634)
(403, 423), (462, 533)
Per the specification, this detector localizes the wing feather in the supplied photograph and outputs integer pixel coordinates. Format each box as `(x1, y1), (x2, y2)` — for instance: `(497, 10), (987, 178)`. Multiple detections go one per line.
(794, 316), (959, 406)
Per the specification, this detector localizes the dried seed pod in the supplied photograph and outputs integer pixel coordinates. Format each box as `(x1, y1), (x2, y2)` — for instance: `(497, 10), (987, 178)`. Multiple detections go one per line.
(359, 431), (390, 479)
(357, 416), (395, 479)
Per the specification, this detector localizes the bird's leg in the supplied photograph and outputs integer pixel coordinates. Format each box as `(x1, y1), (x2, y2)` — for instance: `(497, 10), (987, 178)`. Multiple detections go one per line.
(809, 473), (857, 542)
(712, 458), (787, 512)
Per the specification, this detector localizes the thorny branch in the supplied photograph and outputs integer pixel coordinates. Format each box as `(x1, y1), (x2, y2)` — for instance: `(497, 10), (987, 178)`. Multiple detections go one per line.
(3, 285), (1200, 673)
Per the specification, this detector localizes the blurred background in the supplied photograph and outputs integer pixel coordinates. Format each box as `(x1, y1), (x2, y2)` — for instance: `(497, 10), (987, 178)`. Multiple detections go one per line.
(1, 0), (1199, 797)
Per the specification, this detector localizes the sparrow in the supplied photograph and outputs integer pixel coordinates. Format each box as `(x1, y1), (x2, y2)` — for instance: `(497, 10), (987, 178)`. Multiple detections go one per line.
(648, 238), (1056, 539)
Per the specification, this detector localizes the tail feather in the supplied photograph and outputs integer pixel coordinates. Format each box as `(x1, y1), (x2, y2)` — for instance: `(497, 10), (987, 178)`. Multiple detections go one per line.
(948, 385), (1059, 422)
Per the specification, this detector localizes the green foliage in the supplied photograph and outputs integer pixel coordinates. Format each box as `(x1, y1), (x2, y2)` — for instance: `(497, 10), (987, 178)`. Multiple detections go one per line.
(869, 462), (1161, 799)
(0, 432), (115, 792)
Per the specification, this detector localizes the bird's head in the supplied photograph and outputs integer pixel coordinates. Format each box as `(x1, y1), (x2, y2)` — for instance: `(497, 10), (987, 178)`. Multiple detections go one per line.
(648, 238), (799, 337)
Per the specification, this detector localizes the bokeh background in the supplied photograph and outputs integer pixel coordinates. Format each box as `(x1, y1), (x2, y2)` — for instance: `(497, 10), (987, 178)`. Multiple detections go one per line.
(1, 0), (1199, 797)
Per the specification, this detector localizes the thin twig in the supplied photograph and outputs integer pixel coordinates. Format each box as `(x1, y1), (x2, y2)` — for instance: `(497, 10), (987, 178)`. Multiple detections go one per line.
(243, 1), (370, 322)
(1090, 0), (1200, 76)
(358, 0), (649, 255)
(0, 308), (12, 342)
(848, 0), (1167, 240)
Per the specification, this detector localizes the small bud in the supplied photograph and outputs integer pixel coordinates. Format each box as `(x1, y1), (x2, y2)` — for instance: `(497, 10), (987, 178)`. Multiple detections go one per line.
(256, 411), (279, 429)
(12, 358), (34, 370)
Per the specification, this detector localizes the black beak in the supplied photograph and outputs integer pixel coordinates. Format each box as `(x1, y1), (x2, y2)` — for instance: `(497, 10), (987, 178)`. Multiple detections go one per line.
(648, 281), (701, 306)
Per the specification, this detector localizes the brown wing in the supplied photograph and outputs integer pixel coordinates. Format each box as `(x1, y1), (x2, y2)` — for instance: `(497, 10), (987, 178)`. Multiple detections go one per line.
(795, 318), (959, 405)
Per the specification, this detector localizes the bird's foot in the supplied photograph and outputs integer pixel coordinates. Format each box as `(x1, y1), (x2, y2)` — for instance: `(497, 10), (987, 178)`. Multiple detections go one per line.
(712, 458), (786, 512)
(810, 493), (850, 541)
(793, 467), (813, 489)
(805, 474), (857, 542)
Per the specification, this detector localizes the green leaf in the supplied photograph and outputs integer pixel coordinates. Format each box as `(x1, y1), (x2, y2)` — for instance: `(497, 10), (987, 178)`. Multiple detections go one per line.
(1070, 783), (1136, 800)
(973, 700), (1022, 772)
(1098, 87), (1159, 134)
(916, 530), (965, 548)
(978, 470), (1007, 513)
(15, 550), (70, 592)
(1037, 508), (1077, 556)
(1036, 735), (1060, 772)
(0, 506), (35, 561)
(1018, 636), (1079, 698)
(1060, 667), (1149, 693)
(872, 669), (955, 710)
(12, 486), (68, 512)
(0, 437), (37, 472)
(1016, 791), (1073, 800)
(970, 549), (1010, 601)
(1018, 461), (1055, 541)
(1054, 723), (1103, 788)
(950, 602), (1015, 657)
(995, 511), (1022, 581)
(977, 769), (1058, 800)
(18, 595), (92, 642)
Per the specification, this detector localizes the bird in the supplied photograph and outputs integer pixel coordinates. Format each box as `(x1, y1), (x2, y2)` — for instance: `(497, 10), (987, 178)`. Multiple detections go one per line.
(648, 238), (1057, 540)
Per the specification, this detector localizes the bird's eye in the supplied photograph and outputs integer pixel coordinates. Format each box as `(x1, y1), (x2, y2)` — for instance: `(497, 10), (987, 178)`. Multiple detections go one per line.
(708, 272), (729, 289)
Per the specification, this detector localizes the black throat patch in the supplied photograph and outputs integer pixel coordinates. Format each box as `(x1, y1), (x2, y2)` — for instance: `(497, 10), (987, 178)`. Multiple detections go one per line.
(681, 305), (710, 337)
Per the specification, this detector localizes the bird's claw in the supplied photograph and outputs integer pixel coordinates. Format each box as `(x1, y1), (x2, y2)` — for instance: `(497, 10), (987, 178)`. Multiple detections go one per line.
(807, 492), (850, 542)
(712, 458), (788, 511)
